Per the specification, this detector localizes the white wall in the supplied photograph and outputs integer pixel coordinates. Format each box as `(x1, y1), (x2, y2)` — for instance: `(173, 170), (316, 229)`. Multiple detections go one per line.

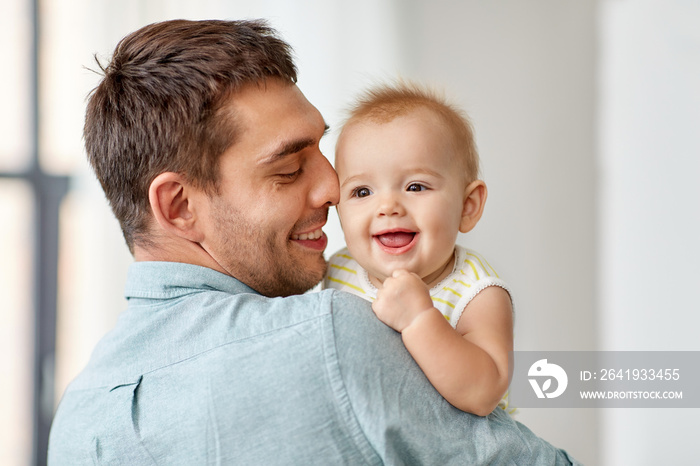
(599, 1), (700, 464)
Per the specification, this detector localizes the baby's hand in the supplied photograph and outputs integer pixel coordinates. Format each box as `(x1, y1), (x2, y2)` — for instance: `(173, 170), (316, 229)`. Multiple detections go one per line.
(372, 270), (435, 332)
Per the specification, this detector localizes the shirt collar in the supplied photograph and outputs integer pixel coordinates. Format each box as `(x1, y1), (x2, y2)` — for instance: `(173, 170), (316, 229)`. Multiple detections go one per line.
(124, 261), (258, 300)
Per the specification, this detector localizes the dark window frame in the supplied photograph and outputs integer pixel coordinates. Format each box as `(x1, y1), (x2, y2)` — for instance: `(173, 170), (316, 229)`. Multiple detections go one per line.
(1, 0), (70, 464)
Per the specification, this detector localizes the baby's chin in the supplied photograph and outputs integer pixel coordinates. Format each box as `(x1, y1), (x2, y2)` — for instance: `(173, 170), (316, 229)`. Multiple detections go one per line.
(368, 259), (454, 290)
(368, 267), (418, 289)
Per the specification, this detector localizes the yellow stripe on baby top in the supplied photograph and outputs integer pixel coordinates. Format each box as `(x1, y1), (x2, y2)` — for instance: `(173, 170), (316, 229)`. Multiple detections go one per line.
(481, 255), (500, 278)
(330, 264), (358, 275)
(326, 277), (366, 295)
(442, 287), (462, 298)
(465, 252), (489, 277)
(432, 296), (456, 309)
(463, 260), (480, 280)
(465, 251), (500, 278)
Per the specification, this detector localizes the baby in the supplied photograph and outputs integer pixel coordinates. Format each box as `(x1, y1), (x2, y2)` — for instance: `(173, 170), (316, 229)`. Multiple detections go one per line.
(324, 82), (514, 416)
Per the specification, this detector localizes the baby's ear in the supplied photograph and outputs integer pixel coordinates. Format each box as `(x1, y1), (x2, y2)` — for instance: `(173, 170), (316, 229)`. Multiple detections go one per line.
(459, 180), (487, 233)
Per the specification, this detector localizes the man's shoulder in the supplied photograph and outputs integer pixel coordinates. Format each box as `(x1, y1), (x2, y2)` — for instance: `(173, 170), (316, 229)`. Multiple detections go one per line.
(272, 287), (375, 326)
(324, 289), (389, 338)
(322, 286), (371, 310)
(323, 289), (419, 383)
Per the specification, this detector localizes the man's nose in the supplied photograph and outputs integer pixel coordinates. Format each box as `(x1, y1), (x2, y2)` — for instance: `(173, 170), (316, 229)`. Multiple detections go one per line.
(309, 151), (340, 207)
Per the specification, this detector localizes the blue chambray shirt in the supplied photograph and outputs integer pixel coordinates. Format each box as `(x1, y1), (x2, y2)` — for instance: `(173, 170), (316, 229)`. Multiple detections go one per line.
(48, 261), (578, 465)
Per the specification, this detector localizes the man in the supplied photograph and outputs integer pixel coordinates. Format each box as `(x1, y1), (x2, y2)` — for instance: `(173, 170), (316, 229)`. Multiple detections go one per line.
(48, 19), (578, 464)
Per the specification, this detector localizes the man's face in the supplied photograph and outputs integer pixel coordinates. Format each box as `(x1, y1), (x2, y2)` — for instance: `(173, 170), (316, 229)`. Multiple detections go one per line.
(199, 79), (338, 296)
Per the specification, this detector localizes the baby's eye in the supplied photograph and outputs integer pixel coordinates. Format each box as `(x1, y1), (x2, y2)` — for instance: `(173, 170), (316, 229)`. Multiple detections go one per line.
(406, 183), (427, 192)
(352, 187), (372, 198)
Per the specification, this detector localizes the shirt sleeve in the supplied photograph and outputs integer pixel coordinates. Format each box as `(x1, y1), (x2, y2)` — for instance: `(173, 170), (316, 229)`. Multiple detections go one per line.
(328, 291), (578, 465)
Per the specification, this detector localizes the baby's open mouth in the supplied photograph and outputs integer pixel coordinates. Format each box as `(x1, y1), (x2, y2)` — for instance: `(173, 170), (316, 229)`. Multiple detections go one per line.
(375, 231), (416, 249)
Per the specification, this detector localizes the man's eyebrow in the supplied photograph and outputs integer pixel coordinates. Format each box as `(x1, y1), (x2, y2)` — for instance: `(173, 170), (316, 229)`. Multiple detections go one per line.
(269, 138), (315, 161)
(261, 124), (330, 165)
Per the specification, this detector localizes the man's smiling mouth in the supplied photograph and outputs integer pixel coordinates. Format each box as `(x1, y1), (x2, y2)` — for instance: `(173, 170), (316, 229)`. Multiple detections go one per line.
(291, 228), (324, 241)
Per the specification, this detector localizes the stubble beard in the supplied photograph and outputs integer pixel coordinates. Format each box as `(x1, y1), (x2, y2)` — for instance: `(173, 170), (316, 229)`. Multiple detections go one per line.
(212, 201), (328, 297)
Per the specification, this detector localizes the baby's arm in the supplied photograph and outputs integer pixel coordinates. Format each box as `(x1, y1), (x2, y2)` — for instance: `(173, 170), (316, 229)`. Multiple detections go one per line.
(372, 270), (513, 416)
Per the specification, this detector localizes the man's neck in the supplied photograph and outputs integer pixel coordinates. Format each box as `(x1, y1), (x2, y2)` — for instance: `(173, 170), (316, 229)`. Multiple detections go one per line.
(133, 239), (229, 276)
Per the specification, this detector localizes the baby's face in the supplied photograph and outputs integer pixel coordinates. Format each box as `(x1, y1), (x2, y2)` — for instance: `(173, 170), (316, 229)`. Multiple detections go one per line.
(335, 109), (468, 287)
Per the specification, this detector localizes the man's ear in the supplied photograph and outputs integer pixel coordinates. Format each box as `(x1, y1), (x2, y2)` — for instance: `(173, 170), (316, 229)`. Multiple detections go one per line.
(148, 172), (205, 243)
(459, 180), (487, 233)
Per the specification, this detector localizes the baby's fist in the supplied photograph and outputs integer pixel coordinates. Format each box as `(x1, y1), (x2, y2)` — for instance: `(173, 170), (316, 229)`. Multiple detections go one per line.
(372, 270), (435, 332)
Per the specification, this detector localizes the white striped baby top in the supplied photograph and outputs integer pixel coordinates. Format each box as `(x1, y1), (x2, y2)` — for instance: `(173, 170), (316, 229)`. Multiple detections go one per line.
(323, 245), (512, 329)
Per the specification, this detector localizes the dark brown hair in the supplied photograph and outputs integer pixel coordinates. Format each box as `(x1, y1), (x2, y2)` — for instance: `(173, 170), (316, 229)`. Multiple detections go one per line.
(340, 81), (480, 183)
(84, 19), (297, 253)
